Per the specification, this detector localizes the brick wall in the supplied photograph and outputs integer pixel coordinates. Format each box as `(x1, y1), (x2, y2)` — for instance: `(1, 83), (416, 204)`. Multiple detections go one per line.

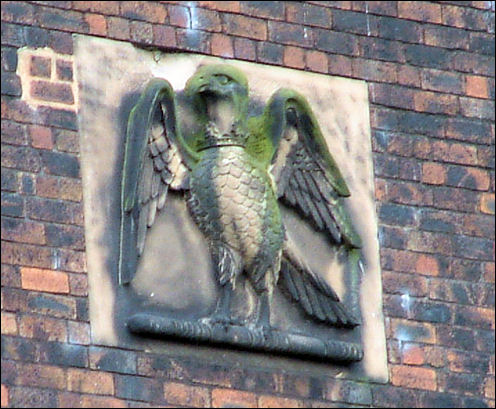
(1, 1), (494, 407)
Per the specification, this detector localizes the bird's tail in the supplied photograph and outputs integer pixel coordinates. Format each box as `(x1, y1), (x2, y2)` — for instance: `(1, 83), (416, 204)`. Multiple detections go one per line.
(279, 239), (360, 328)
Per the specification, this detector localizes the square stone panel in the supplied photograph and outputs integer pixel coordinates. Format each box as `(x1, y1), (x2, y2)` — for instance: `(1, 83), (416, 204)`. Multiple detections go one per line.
(75, 35), (387, 382)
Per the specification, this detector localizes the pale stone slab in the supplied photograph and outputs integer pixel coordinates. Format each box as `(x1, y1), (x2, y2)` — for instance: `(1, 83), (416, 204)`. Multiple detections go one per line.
(75, 35), (387, 382)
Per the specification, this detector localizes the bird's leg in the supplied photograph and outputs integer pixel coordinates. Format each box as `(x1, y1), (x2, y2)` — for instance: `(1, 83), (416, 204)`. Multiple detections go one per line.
(255, 289), (273, 337)
(204, 282), (242, 327)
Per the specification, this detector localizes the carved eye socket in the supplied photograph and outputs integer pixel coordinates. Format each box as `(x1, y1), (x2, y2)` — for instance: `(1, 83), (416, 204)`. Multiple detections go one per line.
(216, 75), (230, 85)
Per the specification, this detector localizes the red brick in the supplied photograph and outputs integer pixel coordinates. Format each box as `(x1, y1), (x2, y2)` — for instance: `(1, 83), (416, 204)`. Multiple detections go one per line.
(483, 262), (495, 283)
(164, 382), (210, 407)
(21, 267), (69, 293)
(391, 365), (437, 391)
(485, 377), (495, 399)
(480, 193), (495, 215)
(305, 50), (327, 73)
(1, 384), (8, 407)
(31, 80), (74, 105)
(283, 46), (305, 69)
(382, 271), (428, 297)
(153, 24), (176, 48)
(398, 1), (441, 24)
(81, 395), (127, 408)
(36, 175), (83, 203)
(258, 395), (304, 408)
(72, 1), (120, 15)
(414, 91), (459, 115)
(402, 343), (426, 365)
(120, 2), (167, 24)
(212, 389), (257, 408)
(210, 33), (234, 58)
(29, 125), (53, 150)
(85, 13), (107, 36)
(19, 315), (67, 342)
(430, 141), (478, 166)
(68, 369), (114, 395)
(466, 75), (490, 99)
(199, 1), (241, 13)
(422, 162), (446, 185)
(30, 56), (52, 79)
(413, 253), (440, 276)
(1, 311), (17, 335)
(168, 4), (189, 27)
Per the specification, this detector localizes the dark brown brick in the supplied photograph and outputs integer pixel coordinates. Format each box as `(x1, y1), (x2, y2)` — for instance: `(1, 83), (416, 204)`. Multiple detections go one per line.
(130, 20), (153, 44)
(107, 16), (130, 40)
(268, 20), (312, 47)
(453, 51), (495, 77)
(27, 196), (83, 225)
(1, 217), (45, 245)
(1, 71), (21, 97)
(460, 96), (495, 120)
(223, 14), (267, 40)
(9, 386), (58, 408)
(234, 37), (256, 61)
(194, 8), (222, 32)
(1, 1), (35, 24)
(424, 25), (469, 50)
(328, 54), (353, 76)
(37, 6), (88, 33)
(240, 1), (285, 20)
(115, 374), (162, 402)
(256, 42), (283, 65)
(30, 56), (52, 79)
(442, 4), (489, 30)
(1, 192), (24, 218)
(314, 28), (359, 56)
(353, 59), (397, 82)
(176, 29), (210, 53)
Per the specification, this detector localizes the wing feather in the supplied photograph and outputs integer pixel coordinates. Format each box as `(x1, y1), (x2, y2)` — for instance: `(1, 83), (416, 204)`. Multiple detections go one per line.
(119, 78), (198, 285)
(265, 89), (362, 248)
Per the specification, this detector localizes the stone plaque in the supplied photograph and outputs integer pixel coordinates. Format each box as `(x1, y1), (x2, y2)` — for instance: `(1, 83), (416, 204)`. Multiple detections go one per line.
(76, 35), (387, 382)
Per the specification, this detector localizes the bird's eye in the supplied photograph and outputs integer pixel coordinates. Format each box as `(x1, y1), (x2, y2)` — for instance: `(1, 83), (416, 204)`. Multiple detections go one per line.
(217, 75), (229, 85)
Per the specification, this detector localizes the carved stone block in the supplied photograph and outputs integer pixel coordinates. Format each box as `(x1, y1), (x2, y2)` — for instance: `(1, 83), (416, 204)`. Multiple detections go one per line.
(76, 35), (387, 382)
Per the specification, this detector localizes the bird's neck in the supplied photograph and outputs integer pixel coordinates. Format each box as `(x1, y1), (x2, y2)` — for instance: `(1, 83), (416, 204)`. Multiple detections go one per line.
(206, 98), (236, 134)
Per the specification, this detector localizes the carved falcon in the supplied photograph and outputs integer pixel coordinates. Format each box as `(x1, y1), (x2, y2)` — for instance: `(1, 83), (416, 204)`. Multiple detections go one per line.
(119, 64), (362, 330)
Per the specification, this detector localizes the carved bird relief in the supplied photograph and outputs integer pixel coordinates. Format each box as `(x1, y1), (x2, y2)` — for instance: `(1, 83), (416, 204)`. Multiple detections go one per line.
(119, 64), (362, 332)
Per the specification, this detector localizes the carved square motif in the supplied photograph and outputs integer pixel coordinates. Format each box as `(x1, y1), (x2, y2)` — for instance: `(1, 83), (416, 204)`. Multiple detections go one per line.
(76, 35), (387, 382)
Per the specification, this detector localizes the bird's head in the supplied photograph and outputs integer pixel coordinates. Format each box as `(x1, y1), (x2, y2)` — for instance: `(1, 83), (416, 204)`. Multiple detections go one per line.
(185, 64), (249, 124)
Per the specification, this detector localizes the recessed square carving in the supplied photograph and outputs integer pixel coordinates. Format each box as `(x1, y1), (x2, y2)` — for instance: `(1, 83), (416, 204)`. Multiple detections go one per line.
(76, 35), (387, 382)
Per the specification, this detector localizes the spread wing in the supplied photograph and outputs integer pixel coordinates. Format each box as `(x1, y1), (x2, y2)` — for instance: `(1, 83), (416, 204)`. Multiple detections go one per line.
(248, 88), (362, 327)
(263, 88), (362, 248)
(119, 78), (199, 285)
